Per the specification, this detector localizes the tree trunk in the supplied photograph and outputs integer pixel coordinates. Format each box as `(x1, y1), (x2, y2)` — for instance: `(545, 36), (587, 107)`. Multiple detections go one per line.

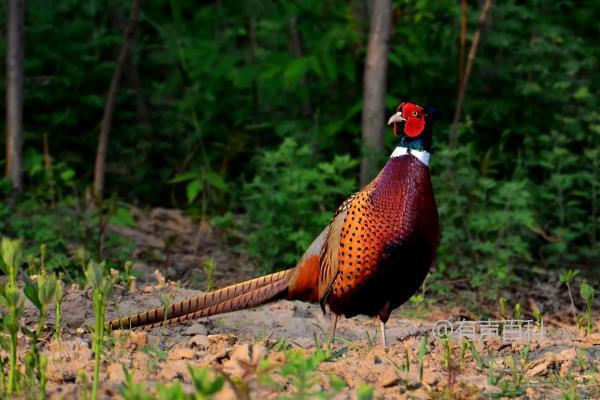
(5, 0), (25, 194)
(360, 0), (392, 186)
(93, 0), (141, 199)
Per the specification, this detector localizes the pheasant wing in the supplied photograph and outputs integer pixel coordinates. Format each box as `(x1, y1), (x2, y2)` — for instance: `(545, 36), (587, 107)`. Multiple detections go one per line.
(318, 172), (384, 305)
(317, 207), (347, 302)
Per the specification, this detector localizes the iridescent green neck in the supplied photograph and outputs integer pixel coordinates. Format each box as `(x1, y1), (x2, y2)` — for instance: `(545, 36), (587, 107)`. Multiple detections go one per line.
(397, 136), (430, 152)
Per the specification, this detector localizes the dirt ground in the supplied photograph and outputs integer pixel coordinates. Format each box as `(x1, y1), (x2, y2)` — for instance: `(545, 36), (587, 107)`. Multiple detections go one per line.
(20, 285), (600, 399)
(16, 208), (600, 398)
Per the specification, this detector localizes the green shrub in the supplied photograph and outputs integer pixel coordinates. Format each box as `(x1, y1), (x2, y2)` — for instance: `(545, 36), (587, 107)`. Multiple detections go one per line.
(433, 144), (535, 294)
(242, 138), (357, 273)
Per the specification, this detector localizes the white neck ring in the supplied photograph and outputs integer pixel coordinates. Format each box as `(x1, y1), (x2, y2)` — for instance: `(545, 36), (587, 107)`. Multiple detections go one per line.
(390, 146), (430, 166)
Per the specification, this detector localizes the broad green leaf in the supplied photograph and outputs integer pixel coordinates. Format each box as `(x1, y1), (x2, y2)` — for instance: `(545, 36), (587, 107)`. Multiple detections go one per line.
(110, 207), (136, 227)
(186, 179), (202, 204)
(169, 171), (198, 184)
(204, 171), (227, 190)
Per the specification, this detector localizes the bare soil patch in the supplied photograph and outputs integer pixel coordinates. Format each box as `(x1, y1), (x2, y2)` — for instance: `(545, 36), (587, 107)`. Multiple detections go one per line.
(15, 209), (600, 398)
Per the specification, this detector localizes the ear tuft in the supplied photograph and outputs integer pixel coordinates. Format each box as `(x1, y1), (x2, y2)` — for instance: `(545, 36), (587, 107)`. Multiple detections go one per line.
(423, 106), (440, 120)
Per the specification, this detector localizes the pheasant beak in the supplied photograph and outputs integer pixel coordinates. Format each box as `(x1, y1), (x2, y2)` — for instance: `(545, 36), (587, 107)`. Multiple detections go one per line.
(387, 111), (406, 125)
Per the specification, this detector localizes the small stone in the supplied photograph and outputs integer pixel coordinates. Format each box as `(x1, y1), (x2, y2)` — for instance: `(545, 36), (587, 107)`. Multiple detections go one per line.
(159, 360), (189, 380)
(422, 372), (440, 386)
(511, 342), (524, 352)
(527, 359), (553, 377)
(143, 285), (155, 293)
(113, 330), (145, 353)
(131, 352), (150, 369)
(129, 331), (148, 347)
(208, 334), (234, 345)
(367, 346), (388, 366)
(63, 371), (77, 383)
(74, 341), (93, 354)
(207, 334), (236, 354)
(406, 377), (421, 390)
(213, 384), (238, 400)
(586, 333), (600, 345)
(484, 385), (503, 396)
(113, 329), (126, 339)
(223, 343), (266, 379)
(46, 339), (68, 353)
(488, 338), (509, 352)
(44, 342), (91, 383)
(558, 348), (577, 376)
(188, 335), (210, 350)
(183, 324), (208, 336)
(46, 365), (67, 383)
(526, 387), (536, 398)
(168, 347), (196, 360)
(114, 286), (125, 297)
(154, 270), (166, 285)
(378, 369), (400, 388)
(291, 337), (313, 349)
(106, 363), (126, 384)
(129, 278), (138, 293)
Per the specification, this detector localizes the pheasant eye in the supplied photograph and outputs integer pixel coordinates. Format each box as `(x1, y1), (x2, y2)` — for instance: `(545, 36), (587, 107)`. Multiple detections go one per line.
(412, 111), (418, 117)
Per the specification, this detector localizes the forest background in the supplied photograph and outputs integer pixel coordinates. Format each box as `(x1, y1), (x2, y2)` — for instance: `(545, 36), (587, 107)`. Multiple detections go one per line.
(1, 0), (598, 298)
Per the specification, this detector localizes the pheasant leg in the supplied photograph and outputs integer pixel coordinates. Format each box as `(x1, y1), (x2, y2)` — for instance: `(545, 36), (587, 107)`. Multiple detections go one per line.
(378, 302), (391, 348)
(380, 321), (387, 348)
(326, 313), (339, 347)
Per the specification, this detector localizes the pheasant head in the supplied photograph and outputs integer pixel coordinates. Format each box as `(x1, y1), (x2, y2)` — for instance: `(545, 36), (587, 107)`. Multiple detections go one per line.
(387, 102), (434, 152)
(387, 102), (427, 137)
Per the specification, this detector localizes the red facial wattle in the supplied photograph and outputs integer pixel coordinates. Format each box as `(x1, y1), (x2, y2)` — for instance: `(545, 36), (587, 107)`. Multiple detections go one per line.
(401, 103), (426, 137)
(404, 115), (425, 137)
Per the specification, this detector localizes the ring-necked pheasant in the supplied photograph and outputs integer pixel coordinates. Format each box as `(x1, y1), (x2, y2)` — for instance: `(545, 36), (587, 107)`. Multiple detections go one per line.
(109, 102), (439, 346)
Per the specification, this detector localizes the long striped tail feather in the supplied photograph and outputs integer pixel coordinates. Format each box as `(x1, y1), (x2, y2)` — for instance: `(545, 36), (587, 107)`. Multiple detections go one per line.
(108, 269), (291, 330)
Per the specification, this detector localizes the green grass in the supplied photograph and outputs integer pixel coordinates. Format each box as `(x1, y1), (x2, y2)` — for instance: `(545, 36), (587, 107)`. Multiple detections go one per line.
(85, 260), (115, 400)
(0, 238), (24, 394)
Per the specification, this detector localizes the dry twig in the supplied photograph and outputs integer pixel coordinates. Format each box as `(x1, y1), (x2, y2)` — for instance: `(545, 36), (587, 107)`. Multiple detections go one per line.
(449, 0), (493, 148)
(93, 0), (142, 199)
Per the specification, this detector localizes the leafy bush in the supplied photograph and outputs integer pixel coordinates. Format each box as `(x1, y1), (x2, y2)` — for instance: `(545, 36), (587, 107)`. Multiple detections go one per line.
(433, 144), (536, 293)
(0, 142), (134, 282)
(242, 138), (357, 273)
(432, 113), (599, 295)
(0, 196), (134, 282)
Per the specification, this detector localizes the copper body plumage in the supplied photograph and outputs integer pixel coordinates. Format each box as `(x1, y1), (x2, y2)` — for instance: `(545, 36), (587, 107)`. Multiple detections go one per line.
(108, 102), (440, 345)
(321, 156), (439, 322)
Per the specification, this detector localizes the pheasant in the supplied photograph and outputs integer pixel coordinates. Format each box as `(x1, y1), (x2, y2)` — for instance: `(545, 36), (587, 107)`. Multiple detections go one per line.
(108, 102), (440, 346)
